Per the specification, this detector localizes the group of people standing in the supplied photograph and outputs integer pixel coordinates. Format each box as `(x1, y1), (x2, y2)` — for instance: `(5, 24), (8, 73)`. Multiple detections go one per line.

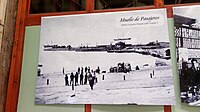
(64, 66), (100, 90)
(180, 59), (200, 102)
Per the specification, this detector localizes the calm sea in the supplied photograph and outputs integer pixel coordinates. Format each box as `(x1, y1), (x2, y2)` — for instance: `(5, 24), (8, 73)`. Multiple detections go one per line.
(38, 51), (171, 74)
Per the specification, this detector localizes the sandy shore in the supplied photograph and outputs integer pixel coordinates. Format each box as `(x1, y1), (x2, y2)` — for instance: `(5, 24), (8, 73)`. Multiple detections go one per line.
(35, 66), (175, 105)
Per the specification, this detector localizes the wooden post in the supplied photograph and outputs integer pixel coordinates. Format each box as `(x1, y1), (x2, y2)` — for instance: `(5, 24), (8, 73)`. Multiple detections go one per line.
(47, 79), (49, 85)
(85, 104), (91, 112)
(166, 6), (173, 18)
(0, 24), (3, 50)
(85, 1), (94, 112)
(0, 0), (18, 112)
(150, 73), (153, 78)
(0, 0), (7, 51)
(164, 105), (172, 112)
(5, 0), (28, 111)
(86, 0), (94, 12)
(154, 0), (164, 7)
(0, 0), (7, 111)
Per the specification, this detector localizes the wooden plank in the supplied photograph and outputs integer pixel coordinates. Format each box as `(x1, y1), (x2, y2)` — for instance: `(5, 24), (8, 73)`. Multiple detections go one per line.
(0, 25), (3, 49)
(0, 0), (18, 112)
(27, 0), (31, 15)
(86, 0), (94, 12)
(0, 0), (7, 24)
(0, 0), (7, 51)
(166, 5), (173, 18)
(164, 105), (172, 112)
(25, 2), (200, 26)
(154, 0), (164, 6)
(84, 1), (94, 111)
(92, 6), (159, 13)
(85, 104), (92, 112)
(0, 25), (5, 111)
(26, 11), (87, 26)
(25, 6), (157, 26)
(5, 0), (28, 112)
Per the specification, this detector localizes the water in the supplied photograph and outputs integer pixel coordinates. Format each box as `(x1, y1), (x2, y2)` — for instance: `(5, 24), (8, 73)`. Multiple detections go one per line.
(38, 51), (171, 74)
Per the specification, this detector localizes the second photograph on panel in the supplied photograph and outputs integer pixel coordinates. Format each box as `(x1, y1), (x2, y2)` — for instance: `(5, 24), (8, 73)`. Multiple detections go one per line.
(173, 5), (200, 106)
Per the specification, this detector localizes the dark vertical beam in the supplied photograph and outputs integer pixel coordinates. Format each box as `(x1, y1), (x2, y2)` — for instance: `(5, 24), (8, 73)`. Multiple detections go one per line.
(133, 0), (138, 7)
(52, 0), (58, 12)
(5, 0), (28, 111)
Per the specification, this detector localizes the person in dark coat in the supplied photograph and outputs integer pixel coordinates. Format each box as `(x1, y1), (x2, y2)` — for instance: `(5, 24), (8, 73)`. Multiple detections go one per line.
(70, 72), (74, 86)
(85, 66), (88, 73)
(38, 68), (41, 76)
(62, 67), (65, 74)
(96, 66), (100, 74)
(75, 72), (79, 86)
(88, 66), (90, 73)
(187, 59), (198, 96)
(77, 67), (80, 74)
(188, 60), (197, 85)
(180, 61), (188, 93)
(65, 74), (69, 86)
(80, 71), (84, 85)
(84, 73), (88, 85)
(81, 67), (84, 74)
(136, 65), (140, 70)
(93, 71), (97, 83)
(88, 72), (94, 90)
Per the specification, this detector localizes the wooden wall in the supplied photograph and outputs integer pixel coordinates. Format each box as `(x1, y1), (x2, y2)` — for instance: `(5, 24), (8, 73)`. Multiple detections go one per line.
(0, 0), (18, 112)
(0, 0), (7, 50)
(0, 0), (8, 111)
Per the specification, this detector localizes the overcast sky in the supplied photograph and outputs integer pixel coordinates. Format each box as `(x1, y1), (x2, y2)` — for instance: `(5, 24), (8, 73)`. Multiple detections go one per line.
(40, 8), (169, 47)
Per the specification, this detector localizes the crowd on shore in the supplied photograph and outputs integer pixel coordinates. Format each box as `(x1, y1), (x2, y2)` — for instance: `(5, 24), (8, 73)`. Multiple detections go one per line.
(64, 66), (100, 90)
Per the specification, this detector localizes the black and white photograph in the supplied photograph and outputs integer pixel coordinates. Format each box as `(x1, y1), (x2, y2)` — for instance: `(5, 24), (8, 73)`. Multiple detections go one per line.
(35, 8), (175, 105)
(174, 5), (200, 106)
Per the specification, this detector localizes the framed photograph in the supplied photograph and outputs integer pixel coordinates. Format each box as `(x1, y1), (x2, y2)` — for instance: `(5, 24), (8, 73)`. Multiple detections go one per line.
(35, 8), (175, 105)
(173, 5), (200, 106)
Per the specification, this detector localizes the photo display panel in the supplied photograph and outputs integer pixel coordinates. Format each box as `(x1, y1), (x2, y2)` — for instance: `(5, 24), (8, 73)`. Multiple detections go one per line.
(173, 5), (200, 106)
(36, 8), (175, 105)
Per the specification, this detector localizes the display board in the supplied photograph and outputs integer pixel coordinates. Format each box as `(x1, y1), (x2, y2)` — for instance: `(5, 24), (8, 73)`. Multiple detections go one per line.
(36, 8), (175, 105)
(17, 18), (200, 112)
(173, 5), (200, 106)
